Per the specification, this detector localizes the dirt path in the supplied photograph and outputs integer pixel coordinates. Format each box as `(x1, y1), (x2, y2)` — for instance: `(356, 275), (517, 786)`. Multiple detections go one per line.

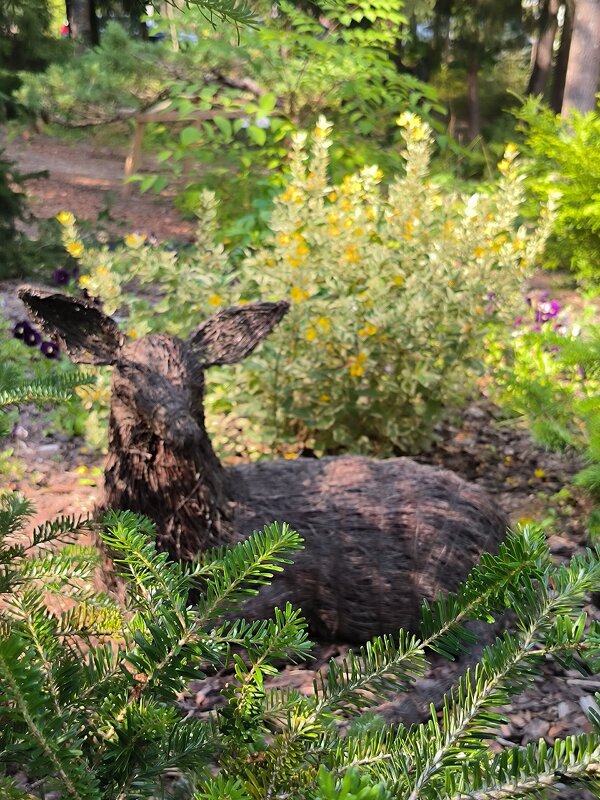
(4, 131), (194, 240)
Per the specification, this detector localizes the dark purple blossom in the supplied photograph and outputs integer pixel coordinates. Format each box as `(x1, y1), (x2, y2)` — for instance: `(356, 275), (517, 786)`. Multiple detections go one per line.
(535, 300), (561, 324)
(24, 329), (41, 347)
(487, 292), (497, 302)
(52, 268), (70, 285)
(40, 340), (60, 359)
(577, 365), (586, 380)
(513, 316), (523, 326)
(13, 320), (31, 340)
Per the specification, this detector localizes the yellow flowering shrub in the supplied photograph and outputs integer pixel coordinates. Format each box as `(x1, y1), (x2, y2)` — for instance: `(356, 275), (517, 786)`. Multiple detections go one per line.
(235, 115), (554, 454)
(61, 116), (553, 457)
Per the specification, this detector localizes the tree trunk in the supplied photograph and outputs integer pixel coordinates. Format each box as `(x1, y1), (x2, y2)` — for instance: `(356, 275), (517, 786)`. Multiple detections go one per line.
(527, 0), (561, 97)
(551, 0), (574, 111)
(467, 57), (481, 139)
(67, 0), (93, 45)
(562, 0), (600, 114)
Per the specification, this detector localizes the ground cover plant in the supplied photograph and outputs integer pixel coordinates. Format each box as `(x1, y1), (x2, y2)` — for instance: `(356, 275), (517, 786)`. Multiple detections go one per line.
(486, 293), (600, 539)
(54, 115), (554, 457)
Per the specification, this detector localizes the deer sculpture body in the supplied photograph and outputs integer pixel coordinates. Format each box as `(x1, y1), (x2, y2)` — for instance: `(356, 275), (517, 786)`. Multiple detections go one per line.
(21, 286), (508, 642)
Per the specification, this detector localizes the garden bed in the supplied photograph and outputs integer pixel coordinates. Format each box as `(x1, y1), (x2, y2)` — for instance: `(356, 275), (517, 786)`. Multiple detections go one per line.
(3, 131), (600, 797)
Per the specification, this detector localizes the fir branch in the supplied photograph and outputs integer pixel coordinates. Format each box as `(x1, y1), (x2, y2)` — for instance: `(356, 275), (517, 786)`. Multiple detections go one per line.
(439, 734), (600, 799)
(193, 522), (304, 625)
(0, 634), (101, 800)
(165, 0), (257, 28)
(420, 526), (550, 658)
(0, 492), (34, 540)
(28, 513), (94, 550)
(0, 371), (95, 408)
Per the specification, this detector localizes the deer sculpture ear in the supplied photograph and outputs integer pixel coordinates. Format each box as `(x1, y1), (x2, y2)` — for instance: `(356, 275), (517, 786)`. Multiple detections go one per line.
(188, 300), (289, 368)
(18, 285), (124, 365)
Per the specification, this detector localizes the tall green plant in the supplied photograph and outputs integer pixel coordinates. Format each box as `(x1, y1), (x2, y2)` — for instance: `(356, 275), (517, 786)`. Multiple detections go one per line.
(518, 98), (600, 290)
(69, 115), (553, 457)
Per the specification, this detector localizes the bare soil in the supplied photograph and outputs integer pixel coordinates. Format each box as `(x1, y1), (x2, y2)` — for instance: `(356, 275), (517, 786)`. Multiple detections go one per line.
(4, 130), (600, 795)
(4, 130), (194, 241)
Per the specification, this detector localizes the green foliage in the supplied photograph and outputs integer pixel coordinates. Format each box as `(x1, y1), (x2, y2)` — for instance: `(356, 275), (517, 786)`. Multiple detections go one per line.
(0, 315), (95, 473)
(16, 23), (166, 124)
(70, 116), (552, 457)
(486, 301), (600, 538)
(2, 486), (600, 797)
(17, 4), (443, 237)
(518, 99), (600, 289)
(0, 0), (68, 119)
(0, 148), (69, 280)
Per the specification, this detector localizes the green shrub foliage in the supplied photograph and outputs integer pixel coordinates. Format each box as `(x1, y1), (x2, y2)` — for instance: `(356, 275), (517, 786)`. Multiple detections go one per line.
(486, 299), (600, 538)
(519, 99), (600, 290)
(60, 116), (553, 456)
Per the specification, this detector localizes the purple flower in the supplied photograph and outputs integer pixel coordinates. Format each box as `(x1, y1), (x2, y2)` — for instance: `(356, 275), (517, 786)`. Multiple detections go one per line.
(52, 268), (70, 285)
(24, 329), (41, 347)
(485, 304), (495, 315)
(40, 340), (60, 359)
(13, 320), (31, 340)
(513, 316), (523, 326)
(577, 365), (586, 380)
(535, 300), (561, 324)
(487, 292), (497, 302)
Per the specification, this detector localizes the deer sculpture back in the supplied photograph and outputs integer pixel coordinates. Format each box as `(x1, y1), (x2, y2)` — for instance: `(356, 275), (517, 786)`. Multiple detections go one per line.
(20, 286), (508, 642)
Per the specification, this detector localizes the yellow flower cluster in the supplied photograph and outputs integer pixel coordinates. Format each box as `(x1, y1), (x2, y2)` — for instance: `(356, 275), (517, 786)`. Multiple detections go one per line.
(348, 352), (367, 378)
(56, 210), (75, 226)
(237, 115), (553, 455)
(125, 232), (147, 249)
(66, 241), (84, 258)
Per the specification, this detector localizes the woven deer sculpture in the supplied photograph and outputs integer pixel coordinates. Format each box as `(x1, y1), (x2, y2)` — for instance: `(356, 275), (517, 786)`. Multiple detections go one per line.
(20, 286), (508, 642)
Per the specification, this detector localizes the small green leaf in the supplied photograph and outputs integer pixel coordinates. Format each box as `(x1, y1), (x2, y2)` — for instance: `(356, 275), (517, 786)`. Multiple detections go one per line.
(247, 125), (266, 146)
(180, 126), (202, 146)
(258, 92), (277, 113)
(213, 116), (233, 140)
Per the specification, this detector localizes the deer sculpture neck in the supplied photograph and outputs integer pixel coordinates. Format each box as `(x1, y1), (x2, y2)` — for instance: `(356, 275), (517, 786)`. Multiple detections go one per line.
(103, 334), (234, 560)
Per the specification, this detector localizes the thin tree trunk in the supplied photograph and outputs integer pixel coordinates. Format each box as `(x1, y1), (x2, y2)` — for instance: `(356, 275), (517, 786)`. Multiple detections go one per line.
(467, 57), (481, 139)
(68, 0), (93, 44)
(551, 0), (574, 111)
(562, 0), (600, 114)
(527, 0), (561, 97)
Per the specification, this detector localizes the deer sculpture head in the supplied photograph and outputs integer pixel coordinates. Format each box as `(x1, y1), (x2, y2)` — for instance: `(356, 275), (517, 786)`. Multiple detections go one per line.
(19, 285), (289, 557)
